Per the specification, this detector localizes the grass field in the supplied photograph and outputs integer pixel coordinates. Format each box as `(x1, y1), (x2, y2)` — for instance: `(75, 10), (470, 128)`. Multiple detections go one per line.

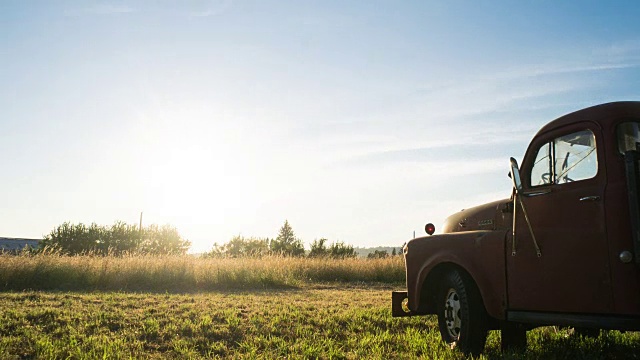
(1, 254), (640, 359)
(2, 286), (640, 359)
(0, 253), (404, 291)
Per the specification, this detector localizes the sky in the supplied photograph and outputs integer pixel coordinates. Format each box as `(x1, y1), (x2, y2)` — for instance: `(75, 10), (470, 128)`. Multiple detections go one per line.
(1, 1), (640, 253)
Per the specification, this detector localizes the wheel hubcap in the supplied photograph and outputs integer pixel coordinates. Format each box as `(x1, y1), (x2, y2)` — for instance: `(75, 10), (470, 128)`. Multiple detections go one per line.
(444, 288), (462, 339)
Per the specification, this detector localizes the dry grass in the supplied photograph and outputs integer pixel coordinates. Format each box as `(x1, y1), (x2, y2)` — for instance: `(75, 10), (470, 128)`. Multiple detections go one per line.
(2, 254), (640, 359)
(0, 252), (405, 292)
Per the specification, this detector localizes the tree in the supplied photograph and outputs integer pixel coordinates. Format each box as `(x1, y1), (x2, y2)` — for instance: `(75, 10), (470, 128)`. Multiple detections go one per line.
(367, 249), (389, 259)
(308, 238), (329, 258)
(139, 224), (191, 255)
(270, 220), (305, 257)
(207, 235), (271, 257)
(41, 221), (190, 255)
(329, 241), (357, 259)
(100, 221), (140, 254)
(392, 248), (397, 256)
(41, 222), (99, 254)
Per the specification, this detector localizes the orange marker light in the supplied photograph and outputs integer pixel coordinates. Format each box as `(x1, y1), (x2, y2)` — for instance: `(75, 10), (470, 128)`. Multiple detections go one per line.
(425, 223), (435, 235)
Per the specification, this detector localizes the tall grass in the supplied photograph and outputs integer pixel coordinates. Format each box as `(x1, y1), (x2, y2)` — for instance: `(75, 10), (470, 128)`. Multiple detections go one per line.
(0, 252), (405, 292)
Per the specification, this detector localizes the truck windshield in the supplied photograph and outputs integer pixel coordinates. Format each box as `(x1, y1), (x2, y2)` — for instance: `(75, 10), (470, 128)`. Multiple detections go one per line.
(618, 121), (640, 154)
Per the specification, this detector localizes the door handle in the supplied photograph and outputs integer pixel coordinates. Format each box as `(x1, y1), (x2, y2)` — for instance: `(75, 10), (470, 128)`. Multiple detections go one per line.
(579, 196), (600, 202)
(522, 188), (551, 197)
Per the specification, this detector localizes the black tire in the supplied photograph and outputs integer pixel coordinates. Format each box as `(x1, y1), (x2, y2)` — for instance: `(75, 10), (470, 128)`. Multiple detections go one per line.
(436, 269), (488, 356)
(501, 321), (527, 351)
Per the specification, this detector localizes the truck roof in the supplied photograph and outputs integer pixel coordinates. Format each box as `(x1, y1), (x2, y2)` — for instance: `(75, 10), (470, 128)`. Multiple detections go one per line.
(536, 101), (640, 137)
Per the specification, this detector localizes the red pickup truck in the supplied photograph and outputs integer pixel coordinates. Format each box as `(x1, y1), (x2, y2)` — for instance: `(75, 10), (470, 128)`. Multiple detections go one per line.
(392, 101), (640, 355)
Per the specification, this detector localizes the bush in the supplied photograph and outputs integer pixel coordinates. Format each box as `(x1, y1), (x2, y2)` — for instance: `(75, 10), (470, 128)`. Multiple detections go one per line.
(40, 222), (104, 255)
(308, 239), (356, 259)
(206, 236), (271, 258)
(367, 250), (389, 259)
(206, 220), (359, 260)
(308, 238), (329, 258)
(328, 241), (357, 259)
(40, 221), (190, 255)
(138, 224), (191, 255)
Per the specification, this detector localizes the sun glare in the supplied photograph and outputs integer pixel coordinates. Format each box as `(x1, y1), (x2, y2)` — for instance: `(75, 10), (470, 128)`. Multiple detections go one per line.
(128, 103), (264, 250)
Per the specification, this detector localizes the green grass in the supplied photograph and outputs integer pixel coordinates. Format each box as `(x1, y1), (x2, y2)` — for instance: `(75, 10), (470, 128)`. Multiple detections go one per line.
(1, 287), (640, 359)
(1, 254), (640, 359)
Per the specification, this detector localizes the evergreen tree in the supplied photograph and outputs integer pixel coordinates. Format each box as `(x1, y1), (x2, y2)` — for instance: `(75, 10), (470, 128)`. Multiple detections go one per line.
(270, 220), (305, 257)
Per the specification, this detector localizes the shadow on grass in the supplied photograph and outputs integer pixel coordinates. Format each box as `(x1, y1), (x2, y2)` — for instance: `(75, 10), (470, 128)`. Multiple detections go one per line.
(484, 331), (640, 360)
(0, 283), (303, 295)
(1, 280), (401, 294)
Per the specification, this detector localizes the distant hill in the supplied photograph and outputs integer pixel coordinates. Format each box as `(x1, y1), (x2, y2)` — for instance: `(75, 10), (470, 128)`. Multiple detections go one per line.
(353, 246), (403, 258)
(0, 237), (41, 253)
(193, 245), (406, 258)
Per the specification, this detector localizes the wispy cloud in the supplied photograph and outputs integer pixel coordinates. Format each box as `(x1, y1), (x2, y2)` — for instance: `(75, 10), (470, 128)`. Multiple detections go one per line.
(314, 42), (640, 169)
(64, 4), (135, 16)
(311, 74), (577, 161)
(594, 40), (640, 62)
(344, 138), (525, 166)
(495, 62), (639, 82)
(188, 0), (233, 18)
(63, 1), (235, 19)
(410, 56), (640, 123)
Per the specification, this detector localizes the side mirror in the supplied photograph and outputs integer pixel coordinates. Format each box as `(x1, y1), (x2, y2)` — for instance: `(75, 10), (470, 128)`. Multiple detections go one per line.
(509, 157), (523, 192)
(509, 156), (542, 257)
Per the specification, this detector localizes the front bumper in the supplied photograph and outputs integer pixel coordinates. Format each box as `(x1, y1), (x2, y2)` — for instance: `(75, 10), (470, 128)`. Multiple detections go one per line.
(392, 290), (422, 317)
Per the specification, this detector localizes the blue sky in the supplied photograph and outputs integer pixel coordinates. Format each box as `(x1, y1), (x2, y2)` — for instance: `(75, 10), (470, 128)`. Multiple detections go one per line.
(1, 1), (639, 252)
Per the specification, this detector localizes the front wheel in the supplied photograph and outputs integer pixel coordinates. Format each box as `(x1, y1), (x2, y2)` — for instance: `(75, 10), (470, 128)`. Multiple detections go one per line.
(436, 270), (488, 356)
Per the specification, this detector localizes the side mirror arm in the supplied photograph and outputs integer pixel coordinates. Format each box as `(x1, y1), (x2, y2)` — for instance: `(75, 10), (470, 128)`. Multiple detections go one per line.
(509, 157), (542, 257)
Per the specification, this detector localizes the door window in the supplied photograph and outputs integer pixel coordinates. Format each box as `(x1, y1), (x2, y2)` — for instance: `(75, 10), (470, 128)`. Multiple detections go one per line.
(529, 129), (597, 186)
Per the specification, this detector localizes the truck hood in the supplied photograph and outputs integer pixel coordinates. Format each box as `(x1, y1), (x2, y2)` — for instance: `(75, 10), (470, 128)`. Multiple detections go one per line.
(441, 199), (509, 233)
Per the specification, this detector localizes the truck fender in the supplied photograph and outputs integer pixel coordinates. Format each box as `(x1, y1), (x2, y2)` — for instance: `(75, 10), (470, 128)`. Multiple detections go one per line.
(406, 230), (508, 321)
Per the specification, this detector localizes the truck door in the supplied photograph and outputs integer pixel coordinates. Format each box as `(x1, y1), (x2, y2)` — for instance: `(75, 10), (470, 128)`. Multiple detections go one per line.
(605, 121), (640, 315)
(507, 122), (613, 314)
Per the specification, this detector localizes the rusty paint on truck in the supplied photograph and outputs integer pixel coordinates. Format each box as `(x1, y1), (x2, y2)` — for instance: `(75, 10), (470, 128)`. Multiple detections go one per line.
(392, 101), (640, 355)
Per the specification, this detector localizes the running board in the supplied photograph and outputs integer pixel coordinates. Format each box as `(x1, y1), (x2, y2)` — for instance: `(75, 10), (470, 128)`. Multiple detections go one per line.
(508, 310), (640, 331)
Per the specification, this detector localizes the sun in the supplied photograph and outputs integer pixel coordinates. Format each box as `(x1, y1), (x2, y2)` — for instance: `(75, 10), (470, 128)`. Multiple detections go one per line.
(123, 99), (268, 251)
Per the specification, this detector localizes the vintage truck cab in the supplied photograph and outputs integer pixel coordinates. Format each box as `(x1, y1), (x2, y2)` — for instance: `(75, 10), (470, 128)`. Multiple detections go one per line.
(391, 101), (640, 355)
